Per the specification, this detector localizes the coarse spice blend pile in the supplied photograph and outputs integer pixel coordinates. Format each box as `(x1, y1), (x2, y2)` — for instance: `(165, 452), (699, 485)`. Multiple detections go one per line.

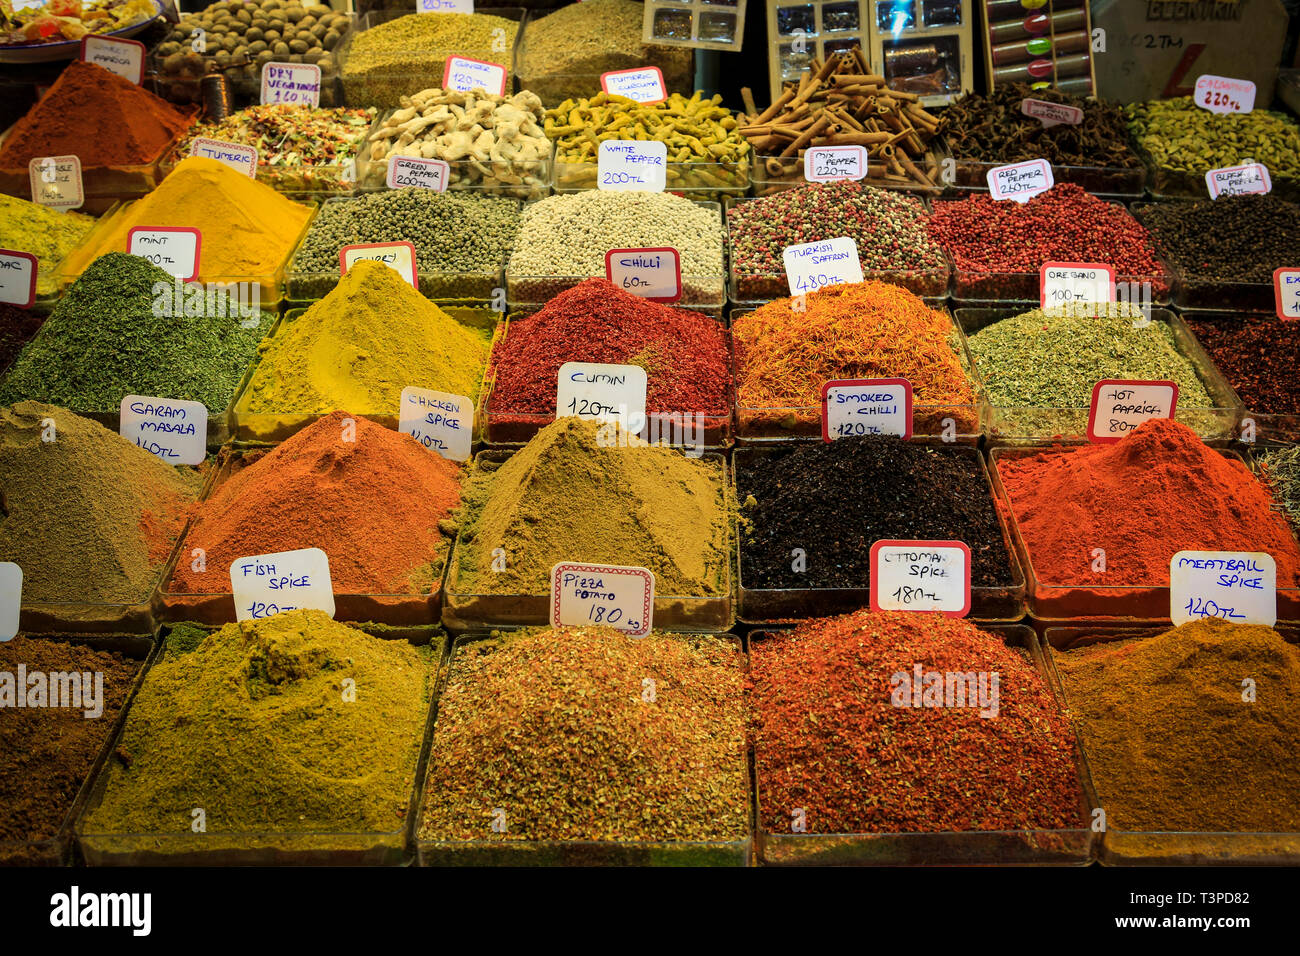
(419, 628), (749, 847)
(0, 195), (96, 300)
(749, 610), (1083, 834)
(1182, 315), (1300, 417)
(1054, 619), (1300, 834)
(169, 412), (462, 597)
(82, 611), (434, 837)
(726, 182), (948, 300)
(1260, 446), (1300, 534)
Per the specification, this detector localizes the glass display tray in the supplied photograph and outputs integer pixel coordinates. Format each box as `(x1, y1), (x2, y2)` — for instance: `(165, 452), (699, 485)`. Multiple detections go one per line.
(749, 146), (948, 198)
(552, 155), (748, 201)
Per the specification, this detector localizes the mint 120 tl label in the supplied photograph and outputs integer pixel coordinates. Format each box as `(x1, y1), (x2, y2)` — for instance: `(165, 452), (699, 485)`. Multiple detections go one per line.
(230, 548), (335, 622)
(1170, 551), (1276, 626)
(128, 228), (201, 281)
(550, 562), (654, 636)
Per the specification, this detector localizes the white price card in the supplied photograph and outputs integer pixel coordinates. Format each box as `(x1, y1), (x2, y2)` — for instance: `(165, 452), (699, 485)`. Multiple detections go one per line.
(339, 241), (418, 289)
(0, 563), (19, 642)
(1194, 74), (1256, 115)
(804, 145), (868, 183)
(189, 138), (258, 177)
(80, 35), (144, 84)
(387, 156), (450, 191)
(442, 56), (506, 95)
(987, 158), (1053, 202)
(1274, 268), (1300, 320)
(821, 378), (912, 441)
(1020, 98), (1084, 127)
(604, 247), (680, 301)
(870, 540), (971, 617)
(230, 548), (335, 623)
(418, 0), (473, 10)
(550, 562), (654, 637)
(28, 155), (83, 209)
(0, 250), (38, 308)
(557, 361), (647, 431)
(1171, 551), (1276, 626)
(600, 66), (667, 103)
(597, 140), (667, 192)
(261, 62), (321, 106)
(782, 236), (864, 296)
(119, 396), (208, 466)
(1087, 379), (1179, 443)
(128, 227), (201, 281)
(1206, 163), (1271, 199)
(398, 386), (473, 462)
(1040, 262), (1116, 308)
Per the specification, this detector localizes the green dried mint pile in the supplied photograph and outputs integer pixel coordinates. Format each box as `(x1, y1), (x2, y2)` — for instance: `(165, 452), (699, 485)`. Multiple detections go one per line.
(0, 252), (274, 414)
(1126, 97), (1300, 183)
(419, 627), (749, 848)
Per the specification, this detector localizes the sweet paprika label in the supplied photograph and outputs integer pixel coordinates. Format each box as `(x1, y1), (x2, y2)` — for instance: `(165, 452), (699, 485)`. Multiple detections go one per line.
(398, 386), (473, 462)
(1170, 551), (1276, 626)
(0, 562), (20, 641)
(597, 140), (668, 192)
(821, 378), (912, 441)
(387, 156), (450, 192)
(80, 35), (145, 85)
(549, 562), (654, 637)
(1087, 380), (1179, 443)
(1040, 262), (1116, 308)
(442, 56), (507, 96)
(0, 250), (39, 309)
(28, 155), (83, 210)
(1194, 75), (1256, 115)
(128, 227), (201, 282)
(1273, 267), (1300, 321)
(119, 395), (208, 467)
(230, 548), (335, 622)
(604, 247), (681, 301)
(340, 242), (418, 289)
(556, 361), (647, 432)
(600, 66), (667, 104)
(782, 236), (864, 295)
(987, 159), (1053, 202)
(869, 541), (971, 618)
(804, 146), (868, 183)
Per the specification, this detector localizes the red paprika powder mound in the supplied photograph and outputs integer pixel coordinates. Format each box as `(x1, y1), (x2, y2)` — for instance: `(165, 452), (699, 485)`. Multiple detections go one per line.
(997, 418), (1300, 592)
(170, 411), (463, 595)
(0, 61), (194, 169)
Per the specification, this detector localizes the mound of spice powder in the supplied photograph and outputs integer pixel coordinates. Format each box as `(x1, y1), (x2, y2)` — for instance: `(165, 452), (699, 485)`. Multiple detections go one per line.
(1054, 619), (1300, 834)
(0, 636), (139, 863)
(488, 278), (730, 420)
(82, 611), (433, 836)
(1182, 315), (1300, 417)
(453, 417), (729, 596)
(738, 438), (1013, 591)
(419, 627), (748, 846)
(0, 194), (96, 300)
(0, 402), (201, 605)
(170, 412), (462, 596)
(997, 418), (1300, 589)
(749, 609), (1083, 834)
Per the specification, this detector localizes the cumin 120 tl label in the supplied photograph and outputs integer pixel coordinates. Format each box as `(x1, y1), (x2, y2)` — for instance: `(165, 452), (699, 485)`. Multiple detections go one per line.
(0, 250), (38, 308)
(1194, 74), (1256, 115)
(128, 227), (201, 281)
(339, 241), (418, 288)
(28, 155), (83, 209)
(556, 361), (647, 431)
(119, 395), (207, 466)
(0, 562), (20, 641)
(987, 158), (1053, 202)
(1087, 380), (1179, 443)
(870, 541), (971, 618)
(600, 66), (666, 103)
(398, 386), (473, 462)
(442, 56), (507, 95)
(804, 145), (867, 183)
(1206, 163), (1271, 199)
(604, 247), (680, 301)
(1170, 551), (1276, 626)
(1273, 267), (1300, 320)
(821, 378), (912, 441)
(550, 562), (654, 637)
(387, 156), (450, 192)
(597, 140), (667, 192)
(80, 35), (144, 84)
(261, 62), (321, 106)
(782, 236), (864, 295)
(230, 548), (335, 622)
(1040, 262), (1116, 308)
(189, 138), (258, 177)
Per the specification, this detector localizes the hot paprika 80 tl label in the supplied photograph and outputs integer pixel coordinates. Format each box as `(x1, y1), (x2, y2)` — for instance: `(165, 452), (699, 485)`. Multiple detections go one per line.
(1087, 380), (1179, 443)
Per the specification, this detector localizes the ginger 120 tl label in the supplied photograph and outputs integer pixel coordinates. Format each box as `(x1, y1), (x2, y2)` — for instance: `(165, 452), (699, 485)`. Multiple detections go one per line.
(600, 66), (666, 103)
(442, 56), (507, 96)
(387, 156), (450, 192)
(0, 250), (38, 309)
(782, 236), (864, 295)
(398, 386), (473, 462)
(1087, 380), (1179, 443)
(28, 155), (83, 209)
(1206, 163), (1272, 199)
(119, 396), (208, 466)
(189, 138), (259, 177)
(128, 227), (201, 282)
(804, 145), (868, 182)
(1040, 262), (1116, 308)
(1020, 98), (1083, 128)
(597, 140), (668, 192)
(1170, 551), (1276, 626)
(1274, 267), (1300, 320)
(870, 541), (971, 618)
(821, 378), (912, 441)
(1194, 75), (1256, 115)
(550, 562), (654, 637)
(261, 62), (322, 106)
(80, 35), (144, 84)
(0, 562), (20, 641)
(339, 241), (418, 289)
(231, 548), (335, 622)
(604, 247), (681, 301)
(556, 361), (647, 432)
(987, 158), (1053, 202)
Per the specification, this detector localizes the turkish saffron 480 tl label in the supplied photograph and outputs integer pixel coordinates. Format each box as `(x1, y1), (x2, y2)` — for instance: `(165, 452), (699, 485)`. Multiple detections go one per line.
(782, 236), (864, 295)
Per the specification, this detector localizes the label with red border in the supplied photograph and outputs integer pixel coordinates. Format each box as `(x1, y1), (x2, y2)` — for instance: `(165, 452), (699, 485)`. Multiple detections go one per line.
(821, 378), (912, 441)
(1170, 551), (1276, 626)
(549, 562), (654, 637)
(1206, 163), (1271, 199)
(261, 62), (321, 107)
(870, 540), (971, 617)
(1194, 74), (1256, 115)
(0, 250), (37, 308)
(80, 35), (144, 84)
(231, 548), (335, 623)
(604, 247), (680, 301)
(442, 56), (507, 96)
(1040, 262), (1116, 308)
(398, 386), (473, 462)
(28, 155), (83, 209)
(189, 138), (258, 177)
(987, 158), (1053, 202)
(1020, 98), (1084, 127)
(387, 156), (450, 192)
(1274, 267), (1300, 320)
(0, 562), (19, 642)
(600, 66), (666, 103)
(339, 241), (418, 289)
(1087, 380), (1179, 443)
(804, 145), (868, 183)
(128, 228), (201, 282)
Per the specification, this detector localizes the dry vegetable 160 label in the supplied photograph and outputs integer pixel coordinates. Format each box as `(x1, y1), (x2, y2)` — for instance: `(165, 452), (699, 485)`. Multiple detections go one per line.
(821, 378), (912, 441)
(261, 62), (322, 107)
(869, 541), (971, 617)
(549, 562), (655, 636)
(398, 385), (473, 462)
(1170, 551), (1276, 626)
(0, 562), (19, 642)
(230, 548), (335, 623)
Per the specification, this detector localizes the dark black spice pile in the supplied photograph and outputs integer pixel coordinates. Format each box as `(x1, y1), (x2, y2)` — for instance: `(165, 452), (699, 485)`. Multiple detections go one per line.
(1182, 315), (1300, 415)
(0, 303), (43, 374)
(1138, 195), (1300, 283)
(737, 437), (1014, 590)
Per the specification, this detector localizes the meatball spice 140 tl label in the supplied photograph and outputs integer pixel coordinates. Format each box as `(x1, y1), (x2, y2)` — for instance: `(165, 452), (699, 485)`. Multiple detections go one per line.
(821, 378), (912, 441)
(869, 541), (971, 617)
(230, 547), (335, 623)
(1170, 551), (1276, 626)
(549, 562), (655, 637)
(1087, 380), (1179, 443)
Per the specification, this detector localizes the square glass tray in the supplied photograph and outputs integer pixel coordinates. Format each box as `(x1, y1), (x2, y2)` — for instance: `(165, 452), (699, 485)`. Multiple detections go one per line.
(552, 155), (749, 201)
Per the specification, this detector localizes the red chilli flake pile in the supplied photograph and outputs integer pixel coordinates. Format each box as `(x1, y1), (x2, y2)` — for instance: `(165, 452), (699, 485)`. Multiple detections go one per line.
(748, 609), (1083, 834)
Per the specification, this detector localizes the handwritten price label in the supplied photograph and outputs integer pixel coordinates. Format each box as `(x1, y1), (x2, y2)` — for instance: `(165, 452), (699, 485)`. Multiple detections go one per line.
(1170, 551), (1275, 626)
(987, 158), (1053, 202)
(387, 156), (450, 192)
(783, 236), (864, 295)
(119, 395), (208, 466)
(418, 0), (474, 10)
(821, 378), (912, 441)
(1206, 163), (1271, 199)
(1194, 74), (1256, 115)
(0, 250), (38, 308)
(804, 145), (867, 182)
(80, 35), (144, 84)
(1087, 379), (1179, 443)
(597, 140), (667, 192)
(261, 62), (321, 106)
(1020, 98), (1084, 128)
(231, 548), (335, 622)
(398, 386), (473, 462)
(600, 66), (667, 103)
(604, 247), (680, 301)
(28, 155), (83, 209)
(0, 563), (19, 641)
(870, 540), (971, 617)
(189, 138), (258, 177)
(442, 56), (506, 95)
(557, 361), (647, 432)
(550, 562), (654, 637)
(340, 241), (418, 289)
(128, 228), (201, 281)
(1040, 262), (1116, 308)
(1274, 268), (1300, 320)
